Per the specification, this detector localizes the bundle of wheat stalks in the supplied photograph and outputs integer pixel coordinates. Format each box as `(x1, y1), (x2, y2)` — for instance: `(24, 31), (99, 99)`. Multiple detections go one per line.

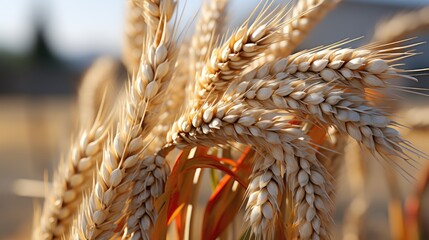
(34, 0), (429, 239)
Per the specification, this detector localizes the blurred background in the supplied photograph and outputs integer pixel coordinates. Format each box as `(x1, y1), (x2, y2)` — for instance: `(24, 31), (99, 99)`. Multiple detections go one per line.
(1, 0), (429, 239)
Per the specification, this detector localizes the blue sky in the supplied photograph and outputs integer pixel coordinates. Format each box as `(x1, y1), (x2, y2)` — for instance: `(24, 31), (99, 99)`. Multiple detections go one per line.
(0, 0), (428, 60)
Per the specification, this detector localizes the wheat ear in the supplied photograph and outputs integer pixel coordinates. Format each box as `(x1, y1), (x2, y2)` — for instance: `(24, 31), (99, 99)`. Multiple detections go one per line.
(38, 61), (114, 239)
(245, 153), (283, 238)
(168, 99), (333, 239)
(190, 0), (228, 77)
(144, 48), (190, 154)
(78, 57), (117, 126)
(234, 75), (410, 158)
(402, 106), (429, 130)
(194, 3), (288, 105)
(141, 0), (176, 42)
(72, 12), (176, 239)
(125, 145), (173, 239)
(259, 47), (414, 91)
(372, 6), (429, 44)
(231, 48), (423, 156)
(123, 0), (146, 73)
(39, 120), (107, 239)
(277, 0), (339, 57)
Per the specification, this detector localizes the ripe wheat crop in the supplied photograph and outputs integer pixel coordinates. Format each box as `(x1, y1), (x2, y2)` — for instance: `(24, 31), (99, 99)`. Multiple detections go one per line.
(33, 0), (429, 239)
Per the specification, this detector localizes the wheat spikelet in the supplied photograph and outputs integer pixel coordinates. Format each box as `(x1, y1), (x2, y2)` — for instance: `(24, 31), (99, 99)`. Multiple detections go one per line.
(123, 0), (146, 73)
(168, 98), (333, 239)
(72, 9), (176, 239)
(193, 4), (288, 105)
(372, 6), (429, 44)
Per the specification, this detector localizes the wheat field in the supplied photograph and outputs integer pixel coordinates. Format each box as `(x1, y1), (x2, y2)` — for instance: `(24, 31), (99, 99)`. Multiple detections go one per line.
(1, 0), (429, 239)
